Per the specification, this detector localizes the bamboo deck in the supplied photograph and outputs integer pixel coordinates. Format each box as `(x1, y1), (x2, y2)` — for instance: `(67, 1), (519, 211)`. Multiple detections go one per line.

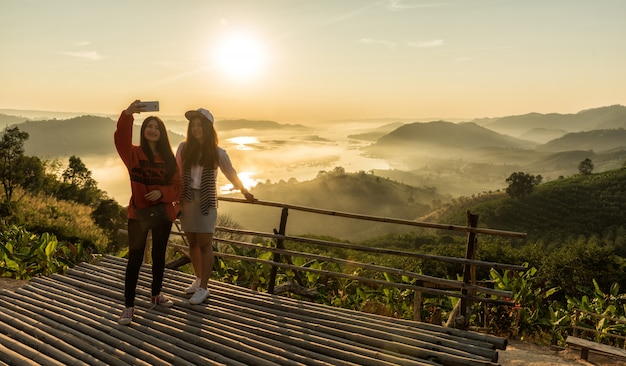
(0, 255), (507, 366)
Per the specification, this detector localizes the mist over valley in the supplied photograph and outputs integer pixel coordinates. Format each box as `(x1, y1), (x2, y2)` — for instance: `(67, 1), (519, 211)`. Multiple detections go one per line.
(2, 104), (626, 239)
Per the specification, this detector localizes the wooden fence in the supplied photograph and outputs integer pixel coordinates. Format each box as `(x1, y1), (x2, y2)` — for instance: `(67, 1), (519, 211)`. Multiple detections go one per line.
(164, 196), (527, 329)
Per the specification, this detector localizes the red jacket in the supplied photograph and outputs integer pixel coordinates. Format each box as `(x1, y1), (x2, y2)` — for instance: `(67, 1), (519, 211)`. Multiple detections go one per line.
(114, 111), (182, 221)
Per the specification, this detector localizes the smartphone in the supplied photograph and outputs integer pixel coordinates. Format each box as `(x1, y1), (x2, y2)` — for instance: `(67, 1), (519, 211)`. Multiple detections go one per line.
(140, 101), (159, 112)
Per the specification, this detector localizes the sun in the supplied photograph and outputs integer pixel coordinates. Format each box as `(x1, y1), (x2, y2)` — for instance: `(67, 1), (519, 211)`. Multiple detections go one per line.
(214, 33), (267, 81)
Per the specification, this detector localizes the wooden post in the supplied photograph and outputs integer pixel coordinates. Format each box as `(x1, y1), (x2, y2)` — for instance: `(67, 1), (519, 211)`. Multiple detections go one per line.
(573, 309), (580, 337)
(581, 348), (589, 361)
(459, 211), (479, 329)
(413, 290), (422, 321)
(268, 208), (288, 294)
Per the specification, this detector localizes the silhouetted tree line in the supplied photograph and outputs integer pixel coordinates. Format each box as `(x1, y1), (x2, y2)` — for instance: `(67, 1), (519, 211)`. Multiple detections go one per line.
(0, 126), (126, 244)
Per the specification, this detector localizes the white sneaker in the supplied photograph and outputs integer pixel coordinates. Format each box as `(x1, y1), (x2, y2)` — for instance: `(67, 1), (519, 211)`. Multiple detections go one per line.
(118, 307), (134, 325)
(151, 294), (174, 309)
(185, 277), (201, 294)
(189, 288), (209, 305)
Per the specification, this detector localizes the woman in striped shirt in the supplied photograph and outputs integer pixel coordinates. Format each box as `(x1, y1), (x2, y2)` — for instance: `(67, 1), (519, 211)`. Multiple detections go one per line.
(176, 108), (255, 305)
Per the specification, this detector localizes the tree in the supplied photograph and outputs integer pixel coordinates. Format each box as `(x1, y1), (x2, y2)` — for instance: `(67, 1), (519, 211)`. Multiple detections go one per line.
(91, 198), (127, 250)
(578, 158), (594, 175)
(505, 172), (542, 199)
(58, 155), (103, 206)
(0, 126), (29, 203)
(62, 155), (96, 188)
(15, 155), (46, 199)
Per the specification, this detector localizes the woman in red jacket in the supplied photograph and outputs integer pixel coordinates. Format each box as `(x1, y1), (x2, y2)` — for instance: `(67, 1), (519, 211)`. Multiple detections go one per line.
(114, 100), (182, 325)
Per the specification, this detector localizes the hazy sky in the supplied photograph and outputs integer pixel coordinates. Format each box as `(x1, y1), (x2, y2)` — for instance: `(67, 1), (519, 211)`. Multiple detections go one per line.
(2, 0), (624, 123)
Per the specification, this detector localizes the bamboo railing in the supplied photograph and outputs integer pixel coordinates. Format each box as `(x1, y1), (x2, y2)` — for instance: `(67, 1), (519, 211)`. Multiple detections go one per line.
(164, 197), (527, 329)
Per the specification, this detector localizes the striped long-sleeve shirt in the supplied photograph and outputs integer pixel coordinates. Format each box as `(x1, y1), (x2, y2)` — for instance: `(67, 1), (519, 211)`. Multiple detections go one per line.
(175, 142), (245, 214)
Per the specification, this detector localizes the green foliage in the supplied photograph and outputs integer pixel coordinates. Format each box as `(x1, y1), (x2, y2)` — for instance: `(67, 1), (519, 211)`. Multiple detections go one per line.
(0, 126), (122, 250)
(489, 267), (566, 341)
(0, 224), (92, 280)
(441, 168), (626, 242)
(505, 171), (542, 199)
(9, 187), (108, 252)
(565, 280), (626, 347)
(62, 155), (96, 188)
(91, 199), (128, 250)
(578, 158), (594, 175)
(0, 126), (29, 203)
(539, 238), (624, 301)
(239, 168), (450, 240)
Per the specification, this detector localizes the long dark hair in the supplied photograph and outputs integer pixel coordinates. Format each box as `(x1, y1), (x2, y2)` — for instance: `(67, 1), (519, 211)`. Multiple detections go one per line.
(181, 116), (219, 170)
(140, 116), (177, 182)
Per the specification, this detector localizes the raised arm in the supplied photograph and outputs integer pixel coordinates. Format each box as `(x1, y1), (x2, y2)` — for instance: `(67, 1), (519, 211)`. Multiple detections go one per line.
(114, 100), (145, 167)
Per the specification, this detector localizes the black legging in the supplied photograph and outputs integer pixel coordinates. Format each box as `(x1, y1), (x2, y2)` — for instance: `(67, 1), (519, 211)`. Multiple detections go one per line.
(124, 219), (173, 307)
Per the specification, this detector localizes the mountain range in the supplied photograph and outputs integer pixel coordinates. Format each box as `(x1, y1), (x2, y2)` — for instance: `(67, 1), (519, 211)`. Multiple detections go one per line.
(2, 104), (623, 156)
(1, 104), (625, 199)
(471, 105), (626, 138)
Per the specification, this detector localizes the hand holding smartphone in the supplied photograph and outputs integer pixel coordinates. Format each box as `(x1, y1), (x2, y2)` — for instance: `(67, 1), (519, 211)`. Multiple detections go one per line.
(139, 101), (159, 112)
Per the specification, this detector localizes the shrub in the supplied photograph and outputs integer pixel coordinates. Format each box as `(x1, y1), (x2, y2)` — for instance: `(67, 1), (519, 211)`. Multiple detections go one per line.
(0, 224), (93, 280)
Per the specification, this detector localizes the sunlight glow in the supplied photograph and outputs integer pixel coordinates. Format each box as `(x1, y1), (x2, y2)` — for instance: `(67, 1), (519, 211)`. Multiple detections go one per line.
(219, 171), (259, 194)
(227, 136), (259, 150)
(214, 33), (267, 81)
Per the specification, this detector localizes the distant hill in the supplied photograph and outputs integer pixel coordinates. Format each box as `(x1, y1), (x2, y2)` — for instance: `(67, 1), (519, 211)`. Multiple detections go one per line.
(17, 116), (118, 157)
(524, 150), (598, 175)
(5, 114), (307, 158)
(472, 105), (626, 138)
(537, 129), (626, 153)
(361, 116), (626, 188)
(0, 108), (114, 120)
(13, 115), (185, 157)
(428, 167), (626, 242)
(348, 122), (405, 141)
(215, 119), (308, 131)
(0, 113), (28, 126)
(519, 127), (569, 144)
(218, 170), (451, 241)
(364, 121), (536, 159)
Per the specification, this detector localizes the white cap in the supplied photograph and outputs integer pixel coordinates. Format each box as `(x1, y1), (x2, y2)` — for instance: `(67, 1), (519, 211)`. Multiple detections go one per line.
(185, 108), (214, 123)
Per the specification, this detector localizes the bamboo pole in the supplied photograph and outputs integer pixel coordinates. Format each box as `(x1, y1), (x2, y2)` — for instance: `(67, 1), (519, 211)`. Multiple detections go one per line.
(26, 274), (419, 366)
(0, 342), (39, 366)
(32, 273), (369, 366)
(218, 197), (527, 238)
(214, 237), (514, 299)
(103, 254), (510, 351)
(111, 251), (506, 354)
(414, 291), (423, 322)
(75, 256), (498, 364)
(202, 277), (505, 354)
(3, 289), (167, 366)
(204, 289), (499, 363)
(268, 207), (288, 294)
(16, 280), (251, 366)
(0, 300), (120, 366)
(40, 254), (502, 364)
(56, 268), (410, 365)
(0, 314), (87, 366)
(459, 211), (480, 330)
(216, 227), (526, 271)
(0, 332), (65, 366)
(214, 251), (513, 305)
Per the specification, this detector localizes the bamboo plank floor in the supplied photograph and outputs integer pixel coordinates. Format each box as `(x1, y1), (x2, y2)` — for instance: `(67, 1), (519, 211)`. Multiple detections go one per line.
(0, 255), (507, 366)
